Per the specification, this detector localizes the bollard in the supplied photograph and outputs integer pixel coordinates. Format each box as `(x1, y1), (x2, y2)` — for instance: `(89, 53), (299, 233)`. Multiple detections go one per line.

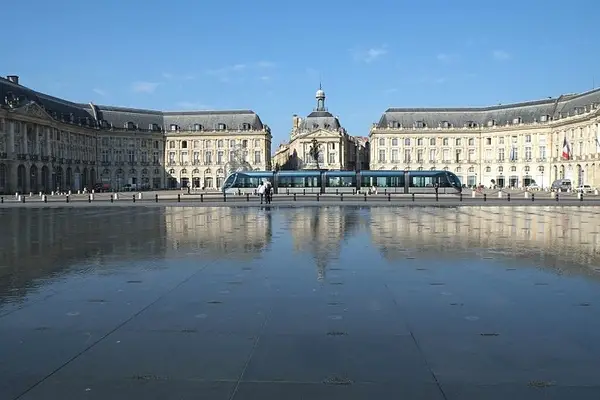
(110, 195), (113, 203)
(133, 194), (136, 203)
(39, 192), (42, 197)
(341, 193), (344, 202)
(66, 195), (70, 203)
(595, 189), (599, 196)
(246, 193), (250, 202)
(317, 193), (320, 202)
(531, 193), (535, 202)
(138, 192), (143, 200)
(90, 193), (94, 201)
(353, 189), (356, 195)
(29, 192), (32, 197)
(336, 189), (339, 195)
(303, 189), (306, 196)
(155, 194), (159, 203)
(294, 193), (297, 201)
(1, 197), (3, 203)
(472, 190), (476, 198)
(412, 193), (415, 202)
(200, 193), (203, 202)
(88, 195), (92, 203)
(460, 193), (463, 202)
(524, 192), (528, 199)
(435, 192), (439, 202)
(364, 192), (367, 202)
(507, 193), (511, 202)
(388, 193), (391, 202)
(43, 195), (47, 203)
(287, 189), (290, 195)
(114, 193), (118, 200)
(177, 194), (181, 202)
(22, 196), (25, 203)
(484, 193), (487, 202)
(223, 193), (227, 202)
(498, 191), (502, 198)
(581, 193), (584, 202)
(556, 192), (559, 202)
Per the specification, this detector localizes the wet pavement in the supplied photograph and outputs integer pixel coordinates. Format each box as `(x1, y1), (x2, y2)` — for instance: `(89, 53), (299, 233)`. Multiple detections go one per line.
(1, 206), (600, 399)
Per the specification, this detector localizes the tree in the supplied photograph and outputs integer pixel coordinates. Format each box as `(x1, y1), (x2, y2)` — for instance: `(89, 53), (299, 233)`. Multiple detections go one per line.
(224, 144), (252, 176)
(308, 138), (321, 170)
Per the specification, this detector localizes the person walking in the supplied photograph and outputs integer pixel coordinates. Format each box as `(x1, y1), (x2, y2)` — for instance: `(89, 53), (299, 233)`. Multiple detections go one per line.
(258, 182), (266, 204)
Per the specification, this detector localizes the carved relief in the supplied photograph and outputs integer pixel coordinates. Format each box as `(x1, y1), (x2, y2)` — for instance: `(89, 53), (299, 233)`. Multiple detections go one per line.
(13, 102), (51, 121)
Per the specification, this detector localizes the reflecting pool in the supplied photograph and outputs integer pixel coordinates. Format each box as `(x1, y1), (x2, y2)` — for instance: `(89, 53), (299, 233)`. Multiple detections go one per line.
(1, 206), (600, 399)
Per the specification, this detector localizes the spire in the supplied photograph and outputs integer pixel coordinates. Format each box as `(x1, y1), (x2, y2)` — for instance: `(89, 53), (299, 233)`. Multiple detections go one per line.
(315, 85), (326, 112)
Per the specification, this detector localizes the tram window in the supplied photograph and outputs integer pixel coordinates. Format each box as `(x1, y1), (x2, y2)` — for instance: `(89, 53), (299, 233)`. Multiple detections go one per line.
(278, 176), (320, 188)
(410, 173), (451, 187)
(326, 176), (356, 187)
(361, 175), (404, 187)
(234, 175), (271, 188)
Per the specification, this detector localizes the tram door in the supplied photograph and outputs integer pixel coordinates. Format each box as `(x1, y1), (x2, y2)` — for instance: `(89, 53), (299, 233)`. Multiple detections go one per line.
(320, 173), (326, 194)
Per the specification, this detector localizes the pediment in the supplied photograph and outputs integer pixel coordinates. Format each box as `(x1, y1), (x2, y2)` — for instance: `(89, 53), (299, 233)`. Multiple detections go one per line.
(11, 101), (54, 122)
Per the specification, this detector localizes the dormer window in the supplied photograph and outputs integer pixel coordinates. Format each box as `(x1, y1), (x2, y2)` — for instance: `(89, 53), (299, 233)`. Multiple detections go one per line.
(312, 123), (319, 129)
(241, 123), (251, 130)
(442, 121), (450, 129)
(512, 117), (522, 124)
(487, 119), (496, 127)
(149, 123), (160, 131)
(125, 121), (136, 130)
(217, 123), (227, 130)
(194, 123), (203, 131)
(540, 115), (548, 122)
(170, 124), (178, 131)
(324, 123), (331, 129)
(416, 121), (426, 128)
(466, 121), (477, 128)
(100, 120), (109, 129)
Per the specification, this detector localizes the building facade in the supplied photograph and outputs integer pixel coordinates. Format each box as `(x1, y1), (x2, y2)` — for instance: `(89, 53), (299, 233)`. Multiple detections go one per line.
(370, 90), (600, 189)
(272, 88), (369, 171)
(0, 75), (271, 193)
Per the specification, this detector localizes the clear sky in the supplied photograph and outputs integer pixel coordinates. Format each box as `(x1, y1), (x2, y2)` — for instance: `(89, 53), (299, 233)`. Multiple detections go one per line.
(2, 0), (598, 149)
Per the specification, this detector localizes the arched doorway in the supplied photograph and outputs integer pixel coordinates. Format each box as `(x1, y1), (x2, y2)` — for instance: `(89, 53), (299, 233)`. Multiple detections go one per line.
(17, 164), (26, 192)
(89, 168), (96, 186)
(0, 164), (7, 193)
(559, 165), (565, 180)
(55, 167), (63, 191)
(577, 164), (583, 186)
(30, 165), (38, 193)
(66, 167), (72, 190)
(82, 167), (88, 189)
(41, 166), (50, 193)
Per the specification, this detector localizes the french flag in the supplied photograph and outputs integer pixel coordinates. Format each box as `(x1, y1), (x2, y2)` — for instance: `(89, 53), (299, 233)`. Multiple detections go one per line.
(562, 137), (571, 160)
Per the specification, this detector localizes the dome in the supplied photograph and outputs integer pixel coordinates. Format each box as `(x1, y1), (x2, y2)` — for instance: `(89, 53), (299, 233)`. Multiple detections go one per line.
(316, 89), (325, 98)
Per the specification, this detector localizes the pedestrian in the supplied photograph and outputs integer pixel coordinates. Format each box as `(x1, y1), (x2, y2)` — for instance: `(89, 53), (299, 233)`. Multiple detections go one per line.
(258, 182), (266, 204)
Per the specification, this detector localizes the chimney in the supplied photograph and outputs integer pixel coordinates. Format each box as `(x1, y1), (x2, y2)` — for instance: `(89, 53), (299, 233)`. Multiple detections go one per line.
(6, 75), (19, 85)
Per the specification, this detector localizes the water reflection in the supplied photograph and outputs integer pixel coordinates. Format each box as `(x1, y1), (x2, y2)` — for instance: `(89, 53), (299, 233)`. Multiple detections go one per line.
(370, 206), (600, 277)
(286, 207), (364, 280)
(164, 206), (272, 259)
(1, 206), (600, 308)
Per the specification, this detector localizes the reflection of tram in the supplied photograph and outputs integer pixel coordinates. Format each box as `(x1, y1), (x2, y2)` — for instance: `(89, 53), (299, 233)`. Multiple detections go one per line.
(223, 170), (462, 194)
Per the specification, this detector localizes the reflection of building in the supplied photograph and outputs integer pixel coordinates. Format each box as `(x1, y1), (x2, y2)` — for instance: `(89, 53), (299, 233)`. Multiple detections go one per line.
(0, 208), (167, 302)
(287, 207), (363, 279)
(272, 88), (369, 171)
(0, 75), (271, 193)
(369, 206), (600, 276)
(163, 207), (272, 260)
(370, 89), (600, 189)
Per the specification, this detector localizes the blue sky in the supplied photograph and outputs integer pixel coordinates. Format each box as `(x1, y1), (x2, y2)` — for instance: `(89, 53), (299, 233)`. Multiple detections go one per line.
(2, 0), (598, 149)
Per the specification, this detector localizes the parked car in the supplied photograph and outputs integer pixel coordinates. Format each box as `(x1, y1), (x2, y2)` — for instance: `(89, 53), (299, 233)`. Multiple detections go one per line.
(575, 185), (595, 193)
(551, 179), (572, 192)
(526, 183), (541, 191)
(92, 183), (111, 192)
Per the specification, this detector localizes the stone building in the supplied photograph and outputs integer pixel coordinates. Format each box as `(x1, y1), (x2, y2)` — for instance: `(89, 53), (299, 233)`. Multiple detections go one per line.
(272, 87), (369, 171)
(0, 75), (271, 193)
(370, 89), (600, 189)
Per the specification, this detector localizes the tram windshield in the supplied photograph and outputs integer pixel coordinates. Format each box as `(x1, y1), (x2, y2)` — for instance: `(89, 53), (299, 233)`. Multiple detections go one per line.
(446, 172), (461, 187)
